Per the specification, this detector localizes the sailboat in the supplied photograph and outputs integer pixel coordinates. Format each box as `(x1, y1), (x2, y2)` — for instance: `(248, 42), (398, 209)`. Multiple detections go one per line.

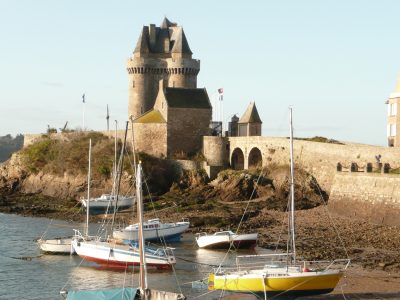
(62, 162), (185, 299)
(79, 122), (134, 215)
(207, 108), (350, 297)
(79, 193), (134, 215)
(113, 218), (190, 243)
(71, 134), (176, 269)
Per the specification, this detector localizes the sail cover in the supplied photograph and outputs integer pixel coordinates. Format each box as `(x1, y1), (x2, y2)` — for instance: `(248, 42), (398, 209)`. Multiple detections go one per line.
(66, 288), (138, 300)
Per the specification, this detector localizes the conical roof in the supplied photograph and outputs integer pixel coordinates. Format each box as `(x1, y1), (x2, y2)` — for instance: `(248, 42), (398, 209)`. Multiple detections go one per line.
(171, 27), (192, 55)
(238, 102), (262, 123)
(133, 26), (150, 54)
(160, 17), (177, 29)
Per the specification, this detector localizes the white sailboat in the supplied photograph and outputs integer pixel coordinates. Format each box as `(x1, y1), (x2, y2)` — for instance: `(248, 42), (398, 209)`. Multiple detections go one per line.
(79, 194), (134, 215)
(208, 108), (350, 297)
(79, 123), (134, 215)
(113, 218), (190, 243)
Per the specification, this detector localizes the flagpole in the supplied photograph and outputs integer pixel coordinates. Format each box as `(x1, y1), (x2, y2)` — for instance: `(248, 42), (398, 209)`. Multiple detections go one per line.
(217, 88), (224, 136)
(106, 104), (110, 136)
(82, 103), (85, 131)
(82, 93), (86, 131)
(221, 95), (224, 134)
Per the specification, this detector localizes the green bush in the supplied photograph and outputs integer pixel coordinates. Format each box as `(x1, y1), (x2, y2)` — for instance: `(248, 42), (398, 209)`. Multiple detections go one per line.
(20, 132), (116, 178)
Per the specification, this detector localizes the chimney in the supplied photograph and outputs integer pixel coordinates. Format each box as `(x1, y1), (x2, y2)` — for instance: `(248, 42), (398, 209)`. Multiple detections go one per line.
(149, 24), (156, 48)
(158, 79), (166, 94)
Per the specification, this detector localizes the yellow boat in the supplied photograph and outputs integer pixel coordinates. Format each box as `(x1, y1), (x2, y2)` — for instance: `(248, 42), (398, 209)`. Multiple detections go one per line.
(208, 257), (350, 297)
(207, 108), (350, 297)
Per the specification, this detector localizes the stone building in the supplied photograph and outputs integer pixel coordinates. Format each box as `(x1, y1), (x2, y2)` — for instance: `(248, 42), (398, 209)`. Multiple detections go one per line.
(129, 18), (211, 158)
(387, 75), (400, 147)
(133, 81), (211, 157)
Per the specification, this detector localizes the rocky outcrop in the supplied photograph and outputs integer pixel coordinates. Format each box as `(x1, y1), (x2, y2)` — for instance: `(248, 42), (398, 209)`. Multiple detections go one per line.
(0, 153), (132, 200)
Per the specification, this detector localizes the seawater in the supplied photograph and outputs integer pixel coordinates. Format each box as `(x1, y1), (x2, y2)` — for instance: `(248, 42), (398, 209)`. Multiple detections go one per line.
(0, 213), (265, 300)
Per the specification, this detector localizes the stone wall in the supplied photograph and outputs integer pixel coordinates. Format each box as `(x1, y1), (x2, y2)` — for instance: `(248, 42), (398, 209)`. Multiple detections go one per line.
(167, 107), (211, 157)
(329, 172), (400, 226)
(133, 123), (167, 158)
(224, 136), (400, 192)
(23, 133), (43, 147)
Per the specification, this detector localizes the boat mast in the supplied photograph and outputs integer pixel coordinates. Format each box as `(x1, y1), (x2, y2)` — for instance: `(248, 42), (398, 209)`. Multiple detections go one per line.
(112, 120), (118, 196)
(136, 162), (148, 297)
(289, 107), (296, 263)
(130, 116), (137, 176)
(86, 138), (92, 237)
(111, 121), (129, 230)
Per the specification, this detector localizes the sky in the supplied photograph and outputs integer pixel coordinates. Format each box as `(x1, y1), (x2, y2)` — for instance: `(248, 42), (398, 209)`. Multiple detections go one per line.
(1, 0), (399, 146)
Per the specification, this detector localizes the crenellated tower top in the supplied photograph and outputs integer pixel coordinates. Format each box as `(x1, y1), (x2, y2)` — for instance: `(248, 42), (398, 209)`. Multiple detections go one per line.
(127, 18), (200, 119)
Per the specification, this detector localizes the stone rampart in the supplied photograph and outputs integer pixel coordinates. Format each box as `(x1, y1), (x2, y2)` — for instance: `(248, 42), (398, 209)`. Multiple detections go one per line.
(224, 136), (400, 192)
(329, 172), (400, 226)
(23, 133), (45, 147)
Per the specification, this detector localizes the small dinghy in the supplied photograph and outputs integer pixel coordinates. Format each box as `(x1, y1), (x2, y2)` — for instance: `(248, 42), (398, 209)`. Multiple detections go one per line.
(38, 237), (74, 254)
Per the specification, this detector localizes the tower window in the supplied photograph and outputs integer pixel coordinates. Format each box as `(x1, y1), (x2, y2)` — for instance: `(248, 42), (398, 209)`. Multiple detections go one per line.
(387, 124), (397, 137)
(132, 81), (135, 88)
(391, 103), (397, 116)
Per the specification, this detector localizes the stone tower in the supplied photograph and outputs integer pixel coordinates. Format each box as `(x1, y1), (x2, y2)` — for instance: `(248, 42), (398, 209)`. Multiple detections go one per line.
(387, 75), (400, 147)
(127, 18), (200, 119)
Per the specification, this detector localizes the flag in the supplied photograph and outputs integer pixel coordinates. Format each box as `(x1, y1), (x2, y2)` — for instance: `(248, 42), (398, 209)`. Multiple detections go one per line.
(82, 93), (85, 103)
(106, 104), (110, 120)
(218, 88), (223, 101)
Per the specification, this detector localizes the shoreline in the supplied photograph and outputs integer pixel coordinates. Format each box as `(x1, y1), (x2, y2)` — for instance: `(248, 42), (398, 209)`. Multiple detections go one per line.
(2, 207), (400, 298)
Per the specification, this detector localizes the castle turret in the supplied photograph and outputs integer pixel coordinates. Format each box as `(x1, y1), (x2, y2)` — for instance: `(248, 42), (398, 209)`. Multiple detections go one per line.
(238, 102), (262, 136)
(127, 18), (200, 119)
(387, 75), (400, 147)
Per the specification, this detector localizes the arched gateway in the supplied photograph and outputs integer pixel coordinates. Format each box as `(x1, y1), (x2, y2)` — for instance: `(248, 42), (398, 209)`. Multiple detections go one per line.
(231, 148), (244, 170)
(248, 147), (262, 168)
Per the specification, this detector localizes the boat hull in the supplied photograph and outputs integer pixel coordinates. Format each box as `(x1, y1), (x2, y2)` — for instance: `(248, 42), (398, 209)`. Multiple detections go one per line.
(196, 233), (258, 249)
(72, 239), (174, 269)
(209, 271), (343, 295)
(113, 222), (190, 243)
(80, 195), (133, 215)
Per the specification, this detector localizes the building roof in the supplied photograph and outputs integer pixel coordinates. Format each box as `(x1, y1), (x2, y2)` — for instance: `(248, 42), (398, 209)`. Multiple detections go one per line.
(160, 17), (177, 29)
(238, 102), (262, 123)
(171, 27), (192, 55)
(133, 18), (192, 56)
(164, 88), (211, 109)
(133, 109), (166, 123)
(134, 26), (150, 54)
